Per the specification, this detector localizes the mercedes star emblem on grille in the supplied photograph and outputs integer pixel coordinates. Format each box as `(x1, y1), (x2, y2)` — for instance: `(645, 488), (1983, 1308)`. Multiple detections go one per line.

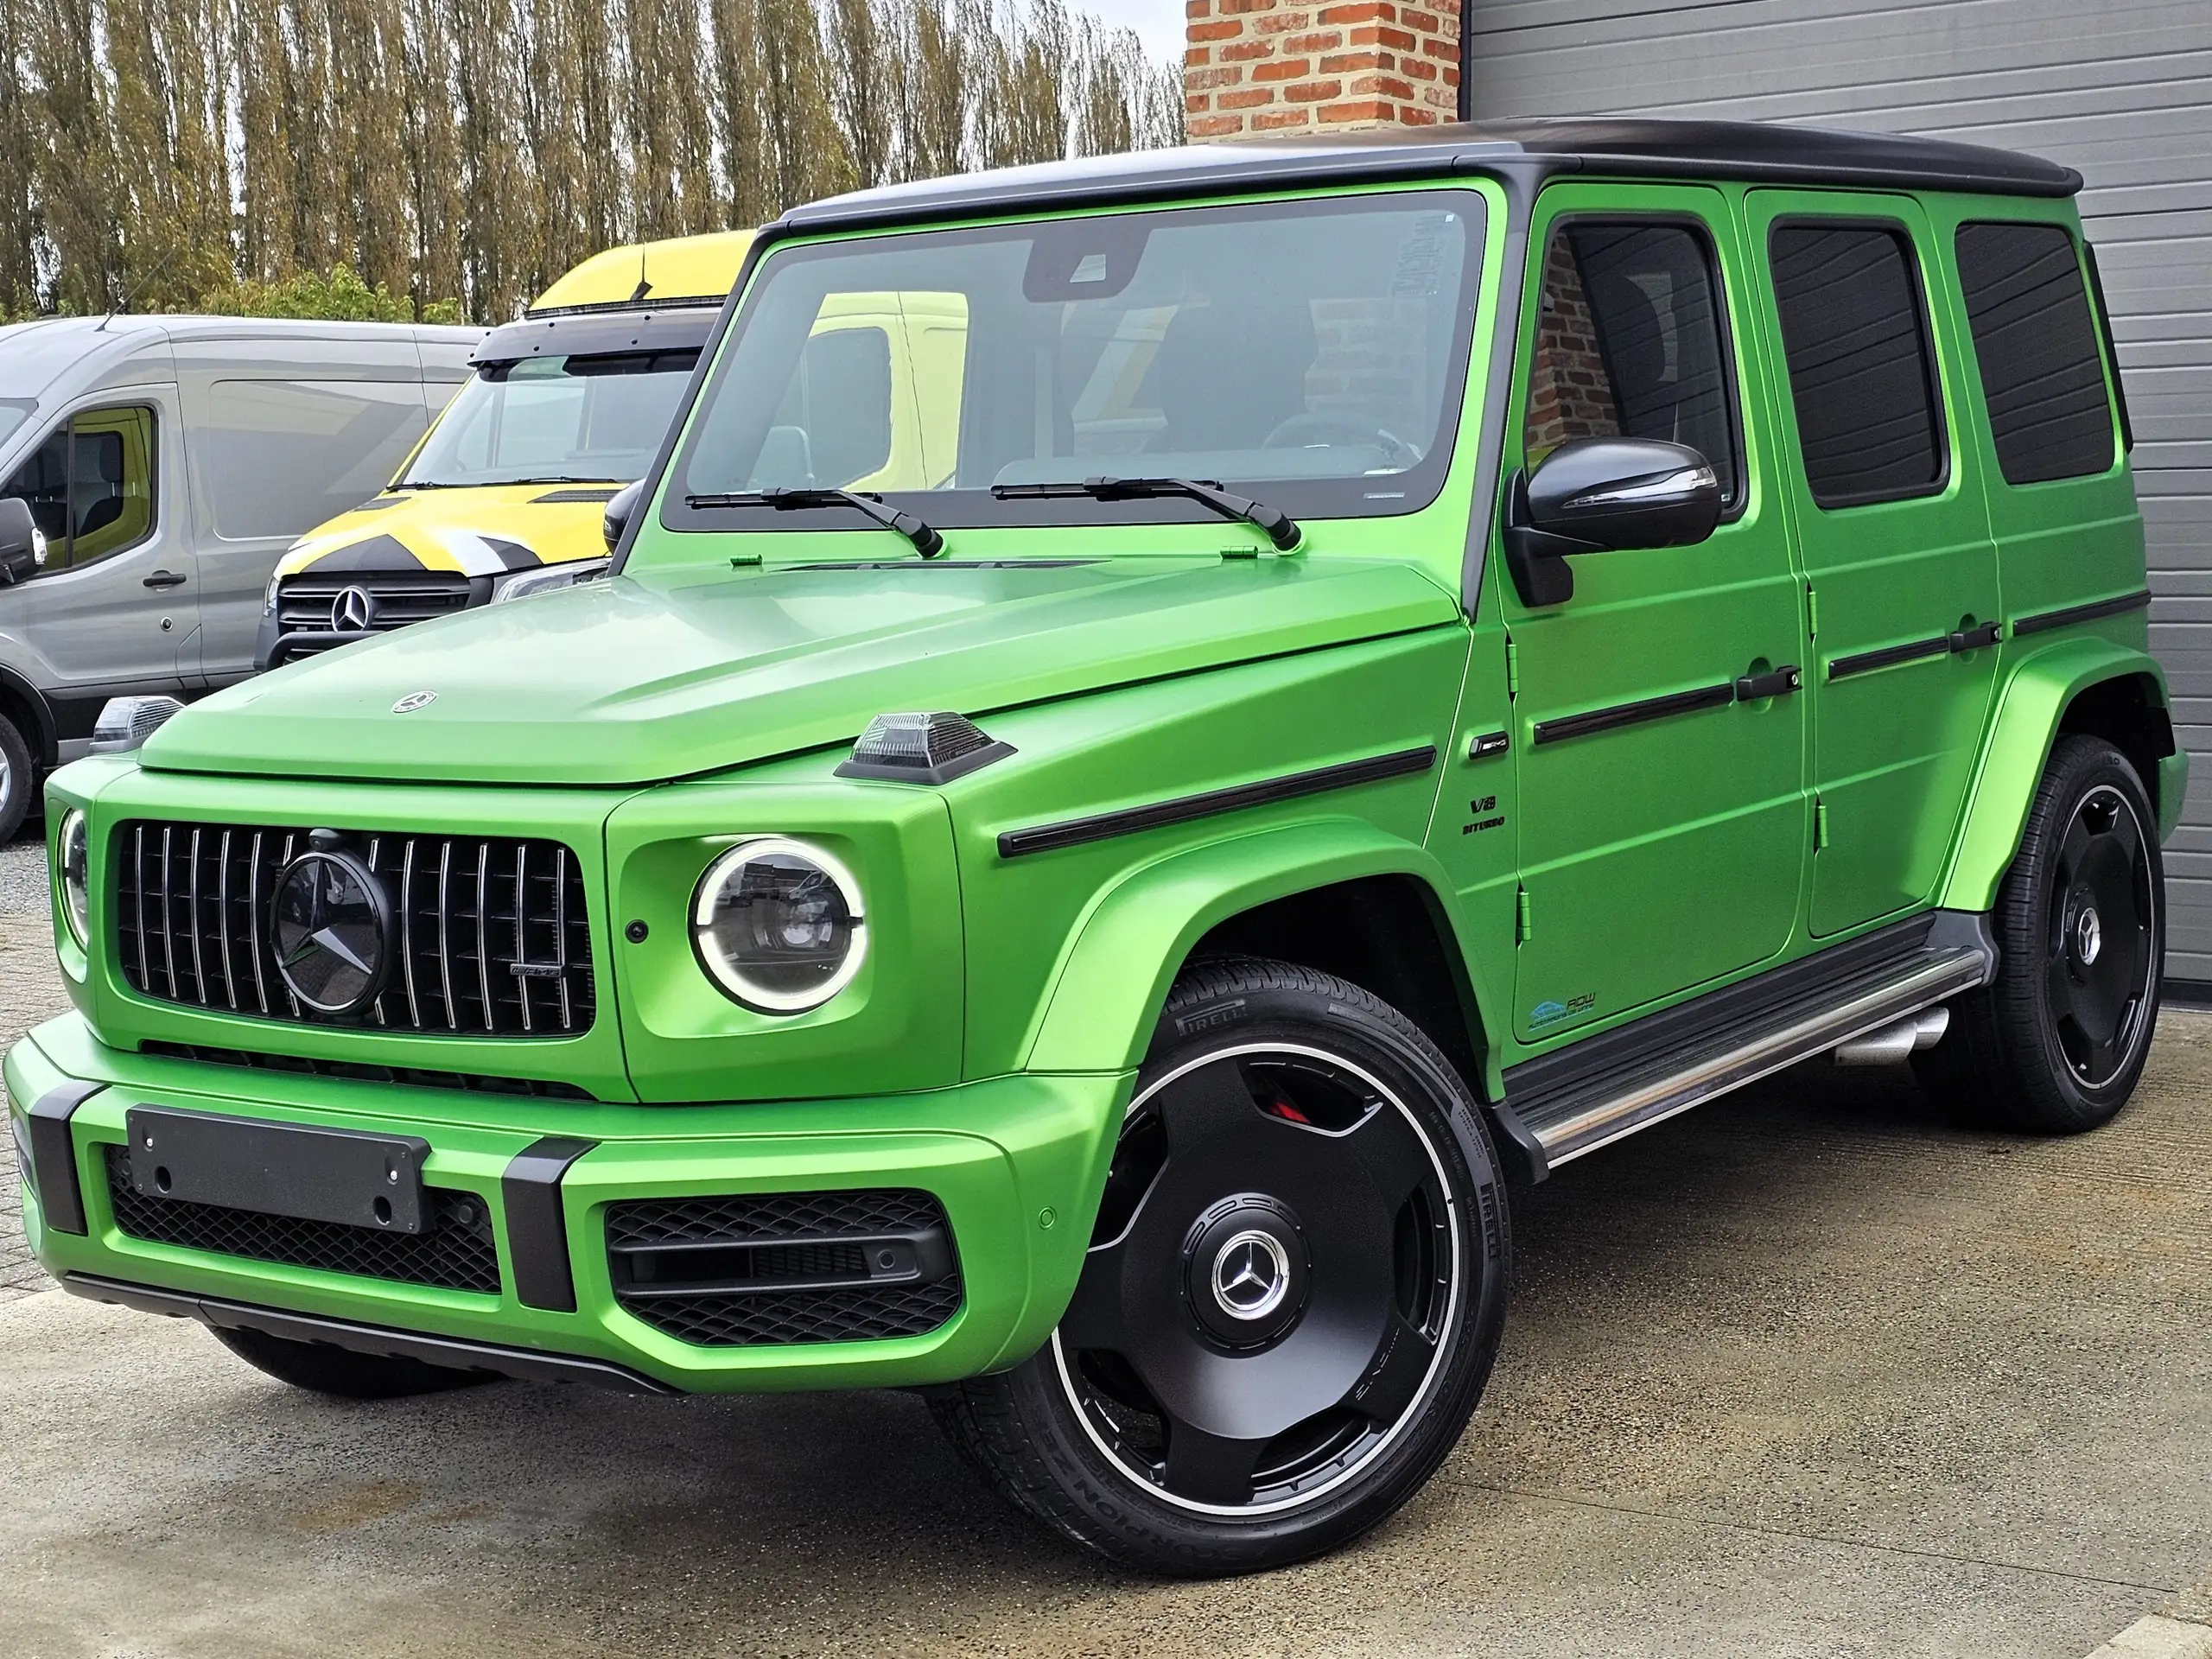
(391, 691), (436, 714)
(270, 848), (392, 1015)
(332, 584), (379, 631)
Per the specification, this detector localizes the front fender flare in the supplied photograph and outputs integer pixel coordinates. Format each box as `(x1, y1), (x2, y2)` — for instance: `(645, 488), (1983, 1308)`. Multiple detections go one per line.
(1938, 637), (2177, 913)
(1021, 817), (1503, 1087)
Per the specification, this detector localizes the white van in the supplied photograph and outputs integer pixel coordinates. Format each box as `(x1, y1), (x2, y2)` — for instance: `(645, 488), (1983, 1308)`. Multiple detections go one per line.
(0, 314), (482, 837)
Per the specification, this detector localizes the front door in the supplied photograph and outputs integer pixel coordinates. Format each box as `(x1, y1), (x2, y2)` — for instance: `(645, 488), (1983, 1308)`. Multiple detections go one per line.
(1503, 183), (1808, 1044)
(0, 395), (196, 730)
(1744, 192), (2002, 937)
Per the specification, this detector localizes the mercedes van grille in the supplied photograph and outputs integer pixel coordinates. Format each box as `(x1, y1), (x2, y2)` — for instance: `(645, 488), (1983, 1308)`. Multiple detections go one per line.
(276, 570), (483, 654)
(114, 821), (595, 1037)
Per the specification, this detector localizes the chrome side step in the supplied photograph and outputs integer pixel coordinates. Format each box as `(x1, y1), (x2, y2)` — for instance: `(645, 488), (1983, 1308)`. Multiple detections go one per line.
(1499, 912), (1996, 1176)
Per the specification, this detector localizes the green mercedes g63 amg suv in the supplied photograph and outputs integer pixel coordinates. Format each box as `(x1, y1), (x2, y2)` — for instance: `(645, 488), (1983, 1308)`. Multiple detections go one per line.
(7, 121), (2178, 1576)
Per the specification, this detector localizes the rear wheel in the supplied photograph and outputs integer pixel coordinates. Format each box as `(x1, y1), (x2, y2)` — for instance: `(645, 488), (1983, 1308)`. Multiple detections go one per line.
(933, 957), (1510, 1575)
(1917, 734), (2163, 1132)
(0, 712), (31, 842)
(210, 1326), (499, 1400)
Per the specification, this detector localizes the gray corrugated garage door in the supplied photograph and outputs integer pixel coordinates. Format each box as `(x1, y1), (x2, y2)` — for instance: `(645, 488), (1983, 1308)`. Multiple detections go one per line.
(1463, 0), (2212, 981)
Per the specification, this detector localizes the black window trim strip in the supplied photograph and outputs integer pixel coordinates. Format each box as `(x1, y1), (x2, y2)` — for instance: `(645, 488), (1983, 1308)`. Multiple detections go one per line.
(1827, 633), (1954, 681)
(1532, 681), (1738, 747)
(2011, 588), (2152, 639)
(996, 745), (1439, 859)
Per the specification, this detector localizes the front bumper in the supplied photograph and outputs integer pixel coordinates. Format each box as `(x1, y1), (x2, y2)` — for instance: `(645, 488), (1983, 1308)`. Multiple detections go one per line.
(6, 1014), (1126, 1393)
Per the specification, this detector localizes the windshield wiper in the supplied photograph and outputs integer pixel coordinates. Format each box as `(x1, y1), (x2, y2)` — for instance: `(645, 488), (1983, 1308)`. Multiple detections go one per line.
(993, 475), (1301, 551)
(683, 487), (945, 557)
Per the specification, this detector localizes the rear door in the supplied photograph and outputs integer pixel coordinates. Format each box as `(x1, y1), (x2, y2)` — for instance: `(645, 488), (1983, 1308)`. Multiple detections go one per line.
(1503, 183), (1808, 1043)
(1745, 193), (2001, 937)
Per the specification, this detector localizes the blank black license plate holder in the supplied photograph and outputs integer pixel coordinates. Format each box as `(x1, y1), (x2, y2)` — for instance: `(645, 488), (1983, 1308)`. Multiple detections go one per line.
(124, 1107), (432, 1236)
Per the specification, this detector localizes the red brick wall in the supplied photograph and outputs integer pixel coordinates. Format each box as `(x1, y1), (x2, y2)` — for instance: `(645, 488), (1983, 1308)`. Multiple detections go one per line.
(1525, 232), (1621, 460)
(1185, 0), (1462, 139)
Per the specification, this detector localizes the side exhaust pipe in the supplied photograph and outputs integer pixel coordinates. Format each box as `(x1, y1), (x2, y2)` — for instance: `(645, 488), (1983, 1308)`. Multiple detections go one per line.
(1830, 1005), (1950, 1066)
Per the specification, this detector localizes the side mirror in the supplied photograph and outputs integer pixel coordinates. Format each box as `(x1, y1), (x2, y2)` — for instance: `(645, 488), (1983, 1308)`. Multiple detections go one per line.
(1503, 437), (1723, 607)
(0, 498), (36, 587)
(603, 480), (644, 553)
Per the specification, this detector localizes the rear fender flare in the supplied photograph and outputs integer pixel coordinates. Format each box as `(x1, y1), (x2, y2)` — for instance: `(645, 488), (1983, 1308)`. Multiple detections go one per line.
(1938, 638), (2178, 913)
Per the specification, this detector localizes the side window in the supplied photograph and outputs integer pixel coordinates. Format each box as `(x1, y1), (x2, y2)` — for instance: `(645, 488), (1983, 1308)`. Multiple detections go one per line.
(200, 379), (425, 540)
(0, 404), (157, 573)
(1955, 222), (2116, 485)
(1524, 220), (1740, 504)
(1768, 223), (1945, 506)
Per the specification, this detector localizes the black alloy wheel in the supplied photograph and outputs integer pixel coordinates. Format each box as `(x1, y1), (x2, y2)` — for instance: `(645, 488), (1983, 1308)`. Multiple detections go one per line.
(933, 958), (1510, 1575)
(1918, 734), (2164, 1133)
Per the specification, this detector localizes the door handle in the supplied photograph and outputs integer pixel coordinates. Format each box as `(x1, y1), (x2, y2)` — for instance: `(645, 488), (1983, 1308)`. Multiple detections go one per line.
(1948, 620), (2001, 653)
(1735, 665), (1802, 702)
(143, 569), (187, 590)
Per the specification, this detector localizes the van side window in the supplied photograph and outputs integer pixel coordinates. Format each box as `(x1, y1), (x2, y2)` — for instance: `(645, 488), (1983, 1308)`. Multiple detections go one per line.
(1525, 221), (1740, 504)
(1768, 224), (1945, 507)
(0, 404), (157, 572)
(1955, 222), (2116, 485)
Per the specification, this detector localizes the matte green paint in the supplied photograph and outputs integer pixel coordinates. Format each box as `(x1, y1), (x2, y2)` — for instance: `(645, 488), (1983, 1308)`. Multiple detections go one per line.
(7, 168), (2181, 1397)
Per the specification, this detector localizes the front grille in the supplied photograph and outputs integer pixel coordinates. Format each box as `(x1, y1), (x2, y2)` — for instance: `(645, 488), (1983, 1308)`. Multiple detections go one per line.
(606, 1189), (963, 1347)
(140, 1041), (596, 1100)
(276, 569), (482, 645)
(115, 821), (595, 1037)
(105, 1145), (501, 1294)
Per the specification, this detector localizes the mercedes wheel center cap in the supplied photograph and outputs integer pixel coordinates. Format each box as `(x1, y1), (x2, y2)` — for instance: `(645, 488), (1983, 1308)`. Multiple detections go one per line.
(270, 849), (391, 1014)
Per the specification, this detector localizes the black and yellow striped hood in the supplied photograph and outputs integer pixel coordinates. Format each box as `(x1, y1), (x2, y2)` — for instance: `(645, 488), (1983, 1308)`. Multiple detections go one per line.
(272, 483), (620, 582)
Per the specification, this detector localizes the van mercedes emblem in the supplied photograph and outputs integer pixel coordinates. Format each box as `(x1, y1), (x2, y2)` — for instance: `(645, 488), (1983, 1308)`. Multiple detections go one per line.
(391, 691), (436, 714)
(270, 849), (391, 1015)
(333, 585), (378, 631)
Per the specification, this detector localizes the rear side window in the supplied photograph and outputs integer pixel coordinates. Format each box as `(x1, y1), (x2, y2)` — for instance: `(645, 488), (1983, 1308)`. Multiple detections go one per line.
(1955, 222), (2116, 485)
(1769, 223), (1945, 507)
(1525, 220), (1740, 504)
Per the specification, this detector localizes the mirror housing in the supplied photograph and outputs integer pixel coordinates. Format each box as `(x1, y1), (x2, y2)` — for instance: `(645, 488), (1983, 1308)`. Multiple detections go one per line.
(0, 498), (36, 586)
(1503, 437), (1724, 608)
(603, 479), (644, 553)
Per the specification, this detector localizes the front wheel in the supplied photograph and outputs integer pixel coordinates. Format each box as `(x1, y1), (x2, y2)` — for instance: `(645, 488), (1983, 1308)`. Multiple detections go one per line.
(933, 958), (1510, 1575)
(0, 711), (31, 843)
(1918, 734), (2164, 1133)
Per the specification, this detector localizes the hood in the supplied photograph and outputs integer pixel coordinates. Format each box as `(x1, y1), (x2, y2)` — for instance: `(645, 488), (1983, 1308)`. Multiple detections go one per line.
(147, 554), (1459, 787)
(275, 485), (620, 582)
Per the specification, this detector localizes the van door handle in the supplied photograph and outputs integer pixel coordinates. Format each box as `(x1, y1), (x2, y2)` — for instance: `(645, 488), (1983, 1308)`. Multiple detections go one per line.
(143, 570), (187, 590)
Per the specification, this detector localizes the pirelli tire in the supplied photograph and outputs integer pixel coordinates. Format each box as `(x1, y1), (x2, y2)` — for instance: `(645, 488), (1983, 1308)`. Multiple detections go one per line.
(931, 957), (1511, 1576)
(1919, 734), (2164, 1134)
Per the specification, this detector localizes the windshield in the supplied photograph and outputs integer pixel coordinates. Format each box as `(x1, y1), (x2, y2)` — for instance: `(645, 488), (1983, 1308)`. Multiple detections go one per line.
(400, 351), (696, 488)
(664, 191), (1484, 536)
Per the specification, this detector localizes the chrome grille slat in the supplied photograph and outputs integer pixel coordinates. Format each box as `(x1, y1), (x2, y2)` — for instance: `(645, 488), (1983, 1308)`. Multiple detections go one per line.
(113, 819), (593, 1039)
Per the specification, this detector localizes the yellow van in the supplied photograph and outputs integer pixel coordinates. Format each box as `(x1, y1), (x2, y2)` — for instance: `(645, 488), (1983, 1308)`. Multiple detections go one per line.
(259, 238), (974, 668)
(256, 232), (756, 668)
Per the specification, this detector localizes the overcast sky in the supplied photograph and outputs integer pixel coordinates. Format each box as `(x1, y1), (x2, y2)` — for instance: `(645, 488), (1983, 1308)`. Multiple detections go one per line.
(1087, 0), (1185, 67)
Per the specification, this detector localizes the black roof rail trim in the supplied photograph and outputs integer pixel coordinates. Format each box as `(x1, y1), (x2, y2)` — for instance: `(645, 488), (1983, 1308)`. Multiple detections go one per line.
(778, 120), (2080, 238)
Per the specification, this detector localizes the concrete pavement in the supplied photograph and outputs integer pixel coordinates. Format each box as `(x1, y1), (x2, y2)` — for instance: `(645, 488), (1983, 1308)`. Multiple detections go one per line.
(2, 829), (2209, 1656)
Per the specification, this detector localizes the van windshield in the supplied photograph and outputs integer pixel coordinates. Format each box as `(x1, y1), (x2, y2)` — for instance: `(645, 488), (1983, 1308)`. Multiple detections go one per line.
(662, 190), (1484, 537)
(399, 351), (697, 489)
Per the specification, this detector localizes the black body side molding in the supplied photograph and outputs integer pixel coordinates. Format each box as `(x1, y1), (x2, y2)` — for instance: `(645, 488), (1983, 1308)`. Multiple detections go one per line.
(2011, 588), (2152, 639)
(997, 746), (1438, 859)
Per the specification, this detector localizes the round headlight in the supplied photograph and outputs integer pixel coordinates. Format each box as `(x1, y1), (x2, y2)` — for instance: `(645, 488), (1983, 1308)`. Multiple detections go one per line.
(690, 837), (866, 1013)
(58, 807), (88, 945)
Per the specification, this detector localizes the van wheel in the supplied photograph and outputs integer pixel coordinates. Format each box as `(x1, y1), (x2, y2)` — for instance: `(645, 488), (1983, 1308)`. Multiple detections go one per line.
(931, 957), (1510, 1575)
(0, 712), (31, 842)
(1916, 735), (2163, 1133)
(210, 1326), (499, 1400)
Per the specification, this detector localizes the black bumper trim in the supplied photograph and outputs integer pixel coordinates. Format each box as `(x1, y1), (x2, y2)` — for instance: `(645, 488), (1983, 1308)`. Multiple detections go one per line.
(27, 1081), (103, 1235)
(61, 1273), (675, 1395)
(503, 1136), (596, 1312)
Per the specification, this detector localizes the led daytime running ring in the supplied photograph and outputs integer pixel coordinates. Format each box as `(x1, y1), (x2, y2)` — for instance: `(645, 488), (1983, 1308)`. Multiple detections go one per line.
(689, 836), (868, 1014)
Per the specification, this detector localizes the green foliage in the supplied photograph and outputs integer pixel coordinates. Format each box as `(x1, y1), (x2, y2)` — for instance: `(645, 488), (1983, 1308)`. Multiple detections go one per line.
(4, 0), (1183, 327)
(197, 266), (464, 325)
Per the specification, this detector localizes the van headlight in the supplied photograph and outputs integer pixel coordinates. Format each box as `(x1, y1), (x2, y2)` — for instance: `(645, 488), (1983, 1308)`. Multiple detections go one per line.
(690, 837), (866, 1013)
(58, 807), (88, 945)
